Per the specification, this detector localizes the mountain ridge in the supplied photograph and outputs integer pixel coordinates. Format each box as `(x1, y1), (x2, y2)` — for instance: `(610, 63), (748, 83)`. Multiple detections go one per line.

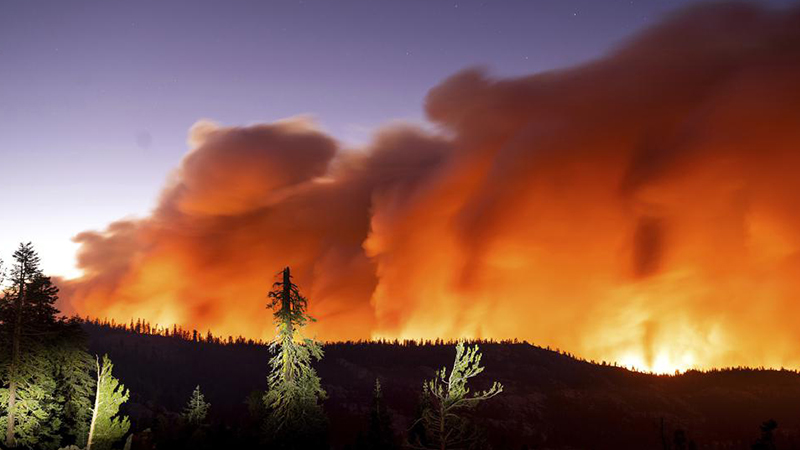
(82, 321), (800, 449)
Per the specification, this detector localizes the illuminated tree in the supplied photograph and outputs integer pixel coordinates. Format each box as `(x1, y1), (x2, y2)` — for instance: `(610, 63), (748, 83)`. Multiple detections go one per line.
(86, 355), (130, 450)
(411, 341), (503, 450)
(262, 267), (326, 448)
(0, 244), (95, 449)
(182, 385), (210, 426)
(0, 243), (63, 449)
(54, 324), (96, 448)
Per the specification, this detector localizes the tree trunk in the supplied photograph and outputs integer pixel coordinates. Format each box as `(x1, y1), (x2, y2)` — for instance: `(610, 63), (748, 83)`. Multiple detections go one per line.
(282, 267), (294, 382)
(440, 403), (446, 450)
(282, 267), (292, 318)
(87, 357), (102, 450)
(4, 261), (26, 448)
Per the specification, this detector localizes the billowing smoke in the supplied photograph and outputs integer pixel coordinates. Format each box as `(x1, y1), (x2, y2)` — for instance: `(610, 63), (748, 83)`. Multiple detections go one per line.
(62, 3), (800, 372)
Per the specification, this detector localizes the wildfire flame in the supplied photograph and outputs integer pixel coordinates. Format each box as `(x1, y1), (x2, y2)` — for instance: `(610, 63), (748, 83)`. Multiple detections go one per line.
(60, 3), (800, 373)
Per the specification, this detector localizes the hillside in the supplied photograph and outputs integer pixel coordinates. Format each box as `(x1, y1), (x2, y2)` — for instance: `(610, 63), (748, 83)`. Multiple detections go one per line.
(83, 322), (800, 449)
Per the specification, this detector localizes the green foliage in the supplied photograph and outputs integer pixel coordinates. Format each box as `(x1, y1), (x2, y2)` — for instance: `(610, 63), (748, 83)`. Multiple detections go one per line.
(86, 355), (130, 450)
(0, 243), (94, 450)
(0, 347), (62, 449)
(54, 323), (96, 448)
(0, 326), (91, 450)
(182, 385), (210, 426)
(411, 341), (503, 450)
(263, 267), (327, 448)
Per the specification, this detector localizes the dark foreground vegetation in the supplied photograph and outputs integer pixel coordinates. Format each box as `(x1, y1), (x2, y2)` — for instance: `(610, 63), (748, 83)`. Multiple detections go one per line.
(83, 320), (800, 449)
(3, 243), (800, 449)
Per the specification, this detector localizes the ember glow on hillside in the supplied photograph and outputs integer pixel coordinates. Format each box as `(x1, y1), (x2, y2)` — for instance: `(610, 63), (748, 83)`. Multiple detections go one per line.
(60, 4), (800, 373)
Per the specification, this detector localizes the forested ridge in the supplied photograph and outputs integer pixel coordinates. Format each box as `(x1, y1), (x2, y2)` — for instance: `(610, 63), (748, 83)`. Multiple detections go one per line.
(83, 319), (800, 449)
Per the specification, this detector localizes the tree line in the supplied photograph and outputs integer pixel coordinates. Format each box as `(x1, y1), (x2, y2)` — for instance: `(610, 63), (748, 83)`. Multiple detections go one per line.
(82, 317), (529, 349)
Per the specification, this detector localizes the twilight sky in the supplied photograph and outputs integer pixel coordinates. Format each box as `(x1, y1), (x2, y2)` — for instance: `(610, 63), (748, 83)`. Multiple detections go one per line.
(0, 0), (797, 277)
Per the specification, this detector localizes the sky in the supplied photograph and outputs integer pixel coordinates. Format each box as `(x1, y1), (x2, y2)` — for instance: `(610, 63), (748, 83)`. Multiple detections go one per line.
(3, 1), (800, 372)
(2, 0), (794, 277)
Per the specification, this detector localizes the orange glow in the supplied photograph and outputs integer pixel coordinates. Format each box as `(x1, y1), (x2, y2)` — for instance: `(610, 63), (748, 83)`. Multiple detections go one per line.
(59, 4), (800, 373)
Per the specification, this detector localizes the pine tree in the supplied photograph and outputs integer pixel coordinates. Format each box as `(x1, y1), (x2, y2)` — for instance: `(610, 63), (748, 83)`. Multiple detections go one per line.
(182, 385), (210, 426)
(751, 419), (778, 450)
(53, 321), (96, 448)
(411, 341), (503, 450)
(408, 386), (435, 448)
(86, 355), (130, 450)
(0, 243), (65, 449)
(356, 379), (399, 450)
(262, 267), (327, 448)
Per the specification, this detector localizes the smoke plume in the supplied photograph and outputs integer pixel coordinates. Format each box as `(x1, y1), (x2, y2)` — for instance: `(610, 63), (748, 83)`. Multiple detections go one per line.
(62, 3), (800, 372)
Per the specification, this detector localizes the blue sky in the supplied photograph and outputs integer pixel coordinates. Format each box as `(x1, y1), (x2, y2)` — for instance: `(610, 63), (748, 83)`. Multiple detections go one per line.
(1, 0), (796, 276)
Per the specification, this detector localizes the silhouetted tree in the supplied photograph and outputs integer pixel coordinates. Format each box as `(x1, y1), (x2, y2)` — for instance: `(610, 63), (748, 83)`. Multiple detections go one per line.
(86, 355), (130, 450)
(671, 429), (697, 450)
(408, 387), (435, 448)
(751, 419), (778, 450)
(262, 267), (326, 448)
(355, 379), (399, 450)
(410, 341), (503, 450)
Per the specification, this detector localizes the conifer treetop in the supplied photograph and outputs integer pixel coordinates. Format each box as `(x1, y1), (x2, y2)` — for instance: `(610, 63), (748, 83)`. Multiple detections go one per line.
(425, 341), (503, 411)
(267, 267), (315, 329)
(10, 242), (42, 284)
(411, 341), (503, 450)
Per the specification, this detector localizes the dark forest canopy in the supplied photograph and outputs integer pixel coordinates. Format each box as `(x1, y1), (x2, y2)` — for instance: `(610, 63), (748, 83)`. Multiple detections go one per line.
(82, 319), (800, 450)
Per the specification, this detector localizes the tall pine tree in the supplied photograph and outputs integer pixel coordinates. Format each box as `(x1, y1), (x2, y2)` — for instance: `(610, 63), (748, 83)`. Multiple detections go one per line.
(262, 267), (327, 448)
(0, 243), (68, 449)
